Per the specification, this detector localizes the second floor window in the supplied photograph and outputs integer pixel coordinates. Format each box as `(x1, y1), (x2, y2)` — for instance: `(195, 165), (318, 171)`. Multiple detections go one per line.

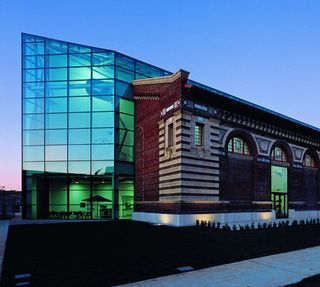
(168, 123), (174, 147)
(195, 123), (204, 146)
(227, 137), (250, 155)
(271, 146), (288, 162)
(303, 153), (317, 168)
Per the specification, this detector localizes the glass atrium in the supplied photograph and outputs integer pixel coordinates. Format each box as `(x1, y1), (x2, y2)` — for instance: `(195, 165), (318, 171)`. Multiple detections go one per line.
(22, 33), (170, 219)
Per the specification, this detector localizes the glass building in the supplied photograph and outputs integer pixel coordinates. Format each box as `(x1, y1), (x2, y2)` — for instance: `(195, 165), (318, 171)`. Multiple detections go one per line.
(22, 33), (170, 219)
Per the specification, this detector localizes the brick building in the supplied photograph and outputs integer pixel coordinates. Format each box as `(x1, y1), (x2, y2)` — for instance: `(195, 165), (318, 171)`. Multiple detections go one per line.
(132, 70), (320, 226)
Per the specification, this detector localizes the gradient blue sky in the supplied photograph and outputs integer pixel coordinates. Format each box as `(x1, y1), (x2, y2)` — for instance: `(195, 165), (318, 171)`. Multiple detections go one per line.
(0, 0), (319, 190)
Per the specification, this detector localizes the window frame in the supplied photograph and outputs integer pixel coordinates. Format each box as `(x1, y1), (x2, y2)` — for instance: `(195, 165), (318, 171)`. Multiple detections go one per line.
(227, 136), (251, 156)
(271, 146), (288, 163)
(167, 123), (174, 147)
(194, 123), (204, 147)
(303, 153), (317, 168)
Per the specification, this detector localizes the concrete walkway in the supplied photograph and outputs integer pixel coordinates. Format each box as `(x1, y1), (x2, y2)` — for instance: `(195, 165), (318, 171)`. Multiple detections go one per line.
(0, 220), (9, 282)
(118, 246), (320, 287)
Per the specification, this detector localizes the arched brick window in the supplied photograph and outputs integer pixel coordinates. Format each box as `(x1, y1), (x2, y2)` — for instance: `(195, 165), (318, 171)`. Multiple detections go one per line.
(227, 137), (251, 156)
(271, 146), (288, 163)
(303, 153), (317, 168)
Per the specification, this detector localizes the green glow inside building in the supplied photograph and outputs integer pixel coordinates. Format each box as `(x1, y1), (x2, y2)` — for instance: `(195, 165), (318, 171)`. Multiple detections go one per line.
(22, 33), (170, 219)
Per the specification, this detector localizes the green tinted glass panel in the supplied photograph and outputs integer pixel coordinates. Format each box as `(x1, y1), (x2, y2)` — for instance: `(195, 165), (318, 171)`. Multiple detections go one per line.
(116, 55), (134, 70)
(23, 82), (44, 98)
(68, 161), (91, 174)
(119, 145), (134, 162)
(69, 129), (90, 144)
(92, 112), (114, 127)
(92, 128), (114, 144)
(119, 179), (134, 219)
(46, 68), (67, 81)
(23, 98), (44, 114)
(92, 53), (114, 66)
(45, 98), (67, 113)
(92, 144), (114, 160)
(119, 114), (134, 130)
(92, 79), (114, 95)
(69, 54), (91, 67)
(45, 145), (67, 161)
(119, 129), (134, 146)
(24, 42), (44, 55)
(91, 161), (114, 175)
(23, 56), (44, 69)
(23, 69), (44, 82)
(119, 98), (134, 115)
(49, 183), (67, 207)
(92, 66), (114, 79)
(70, 67), (91, 80)
(46, 162), (67, 173)
(69, 80), (91, 96)
(69, 181), (90, 206)
(46, 40), (68, 54)
(92, 96), (114, 111)
(116, 67), (134, 83)
(46, 81), (68, 97)
(46, 113), (67, 129)
(271, 165), (288, 193)
(45, 129), (67, 145)
(69, 113), (91, 128)
(69, 145), (90, 160)
(23, 130), (44, 145)
(23, 146), (44, 161)
(46, 55), (67, 67)
(23, 114), (44, 130)
(69, 97), (91, 112)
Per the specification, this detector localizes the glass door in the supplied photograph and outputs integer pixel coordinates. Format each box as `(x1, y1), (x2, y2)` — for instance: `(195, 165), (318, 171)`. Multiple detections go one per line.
(271, 165), (288, 218)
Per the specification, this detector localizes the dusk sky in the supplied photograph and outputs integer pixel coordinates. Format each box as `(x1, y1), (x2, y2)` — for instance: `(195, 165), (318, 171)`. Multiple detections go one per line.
(0, 0), (320, 190)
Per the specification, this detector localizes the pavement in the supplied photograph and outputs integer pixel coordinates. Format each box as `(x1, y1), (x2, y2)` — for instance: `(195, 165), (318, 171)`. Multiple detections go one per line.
(117, 246), (320, 287)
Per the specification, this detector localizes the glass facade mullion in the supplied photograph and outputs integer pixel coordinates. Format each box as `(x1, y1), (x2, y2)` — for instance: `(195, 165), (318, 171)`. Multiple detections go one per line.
(90, 51), (93, 212)
(66, 43), (70, 213)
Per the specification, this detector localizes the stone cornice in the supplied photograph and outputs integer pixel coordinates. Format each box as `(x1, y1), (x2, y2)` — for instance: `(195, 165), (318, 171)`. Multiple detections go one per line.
(132, 69), (190, 86)
(217, 110), (320, 149)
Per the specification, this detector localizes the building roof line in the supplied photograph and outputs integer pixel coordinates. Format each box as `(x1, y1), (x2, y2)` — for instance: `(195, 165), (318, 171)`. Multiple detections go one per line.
(188, 79), (320, 133)
(21, 32), (172, 75)
(22, 33), (320, 134)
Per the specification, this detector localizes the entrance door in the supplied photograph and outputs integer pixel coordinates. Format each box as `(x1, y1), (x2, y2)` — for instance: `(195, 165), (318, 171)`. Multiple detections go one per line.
(271, 193), (288, 218)
(271, 165), (288, 218)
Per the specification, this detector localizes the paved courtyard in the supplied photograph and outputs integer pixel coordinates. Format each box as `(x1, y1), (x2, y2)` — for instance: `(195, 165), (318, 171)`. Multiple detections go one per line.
(118, 246), (320, 287)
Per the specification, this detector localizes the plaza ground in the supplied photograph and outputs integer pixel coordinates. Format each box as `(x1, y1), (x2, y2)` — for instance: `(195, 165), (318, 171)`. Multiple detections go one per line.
(2, 220), (320, 286)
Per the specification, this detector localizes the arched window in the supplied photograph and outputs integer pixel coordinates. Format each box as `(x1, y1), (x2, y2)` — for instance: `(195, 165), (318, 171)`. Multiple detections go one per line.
(227, 137), (250, 156)
(271, 146), (288, 163)
(303, 153), (317, 168)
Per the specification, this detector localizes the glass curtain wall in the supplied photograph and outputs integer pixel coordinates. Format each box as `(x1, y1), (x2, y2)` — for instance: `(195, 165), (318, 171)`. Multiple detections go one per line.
(22, 33), (170, 219)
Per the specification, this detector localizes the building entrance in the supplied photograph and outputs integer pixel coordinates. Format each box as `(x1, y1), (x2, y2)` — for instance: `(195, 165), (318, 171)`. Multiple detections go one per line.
(271, 165), (288, 218)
